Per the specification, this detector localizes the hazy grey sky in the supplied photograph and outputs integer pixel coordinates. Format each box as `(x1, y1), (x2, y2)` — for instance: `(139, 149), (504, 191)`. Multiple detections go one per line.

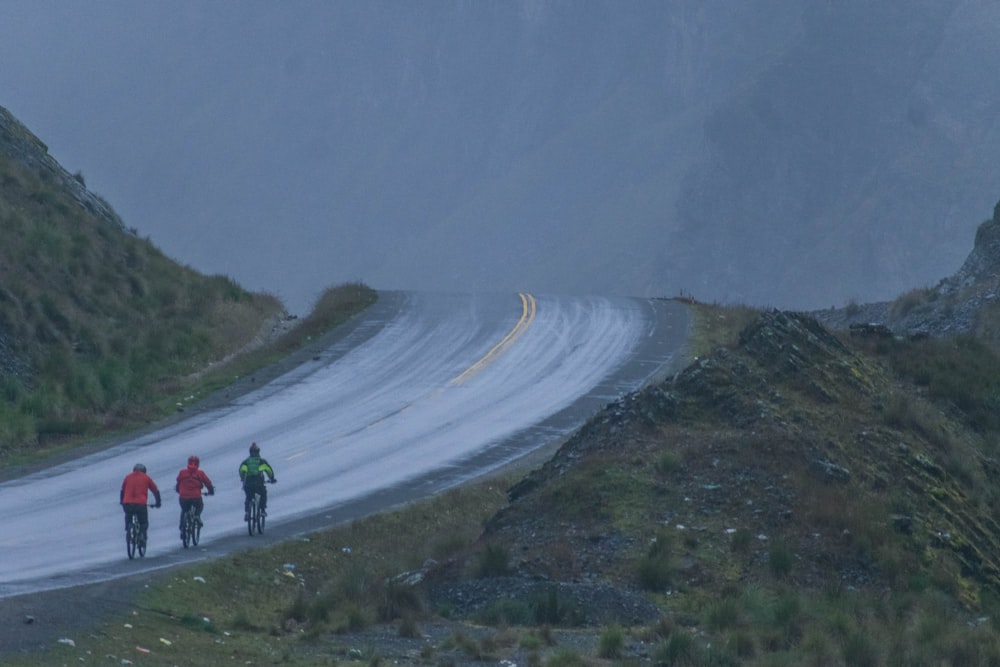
(2, 2), (998, 314)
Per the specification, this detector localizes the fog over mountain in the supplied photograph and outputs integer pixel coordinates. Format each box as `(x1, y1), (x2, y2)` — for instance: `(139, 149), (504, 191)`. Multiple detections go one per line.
(2, 1), (998, 313)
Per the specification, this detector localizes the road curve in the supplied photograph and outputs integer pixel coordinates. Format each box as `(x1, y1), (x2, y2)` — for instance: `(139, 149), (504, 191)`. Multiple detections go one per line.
(0, 291), (690, 597)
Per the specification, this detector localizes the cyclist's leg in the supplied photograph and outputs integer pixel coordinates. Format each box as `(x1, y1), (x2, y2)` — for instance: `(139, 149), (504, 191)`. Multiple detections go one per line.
(124, 504), (134, 531)
(260, 483), (268, 513)
(243, 483), (252, 519)
(194, 497), (204, 525)
(179, 497), (189, 530)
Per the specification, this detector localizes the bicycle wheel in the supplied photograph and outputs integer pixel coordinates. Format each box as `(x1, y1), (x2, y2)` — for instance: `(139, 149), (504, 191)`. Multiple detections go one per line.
(256, 500), (265, 535)
(138, 525), (147, 558)
(126, 516), (138, 559)
(247, 495), (257, 536)
(181, 510), (191, 548)
(191, 509), (201, 546)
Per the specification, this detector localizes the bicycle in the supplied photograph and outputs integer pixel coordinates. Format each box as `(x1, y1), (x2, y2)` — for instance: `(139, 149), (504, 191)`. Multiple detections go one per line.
(126, 504), (157, 559)
(246, 479), (276, 536)
(180, 495), (205, 548)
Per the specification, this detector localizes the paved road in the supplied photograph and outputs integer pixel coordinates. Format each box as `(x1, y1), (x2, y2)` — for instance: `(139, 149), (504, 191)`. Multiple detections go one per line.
(0, 291), (690, 598)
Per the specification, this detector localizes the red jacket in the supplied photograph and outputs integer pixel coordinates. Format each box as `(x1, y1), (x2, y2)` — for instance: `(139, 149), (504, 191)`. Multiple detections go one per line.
(176, 464), (214, 499)
(121, 471), (160, 505)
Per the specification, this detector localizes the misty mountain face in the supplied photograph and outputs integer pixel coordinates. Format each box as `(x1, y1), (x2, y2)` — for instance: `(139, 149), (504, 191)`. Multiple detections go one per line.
(25, 2), (997, 312)
(358, 1), (808, 298)
(666, 0), (1000, 308)
(350, 1), (1000, 309)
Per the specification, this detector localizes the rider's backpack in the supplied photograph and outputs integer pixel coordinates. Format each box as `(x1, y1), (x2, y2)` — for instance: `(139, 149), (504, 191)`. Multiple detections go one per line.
(244, 456), (261, 477)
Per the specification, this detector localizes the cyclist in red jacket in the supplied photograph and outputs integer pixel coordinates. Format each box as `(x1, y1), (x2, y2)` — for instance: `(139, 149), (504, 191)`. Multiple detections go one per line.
(120, 463), (161, 542)
(176, 456), (215, 538)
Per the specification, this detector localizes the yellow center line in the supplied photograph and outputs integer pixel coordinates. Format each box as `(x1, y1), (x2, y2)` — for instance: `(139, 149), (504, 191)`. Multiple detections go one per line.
(450, 292), (536, 386)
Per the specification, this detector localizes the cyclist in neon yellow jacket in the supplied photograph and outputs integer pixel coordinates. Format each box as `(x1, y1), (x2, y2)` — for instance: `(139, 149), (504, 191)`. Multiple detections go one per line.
(239, 442), (276, 521)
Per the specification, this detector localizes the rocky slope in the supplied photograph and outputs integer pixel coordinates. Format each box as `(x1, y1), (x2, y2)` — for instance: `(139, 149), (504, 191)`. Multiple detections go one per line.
(425, 308), (1000, 609)
(814, 198), (1000, 345)
(397, 202), (1000, 662)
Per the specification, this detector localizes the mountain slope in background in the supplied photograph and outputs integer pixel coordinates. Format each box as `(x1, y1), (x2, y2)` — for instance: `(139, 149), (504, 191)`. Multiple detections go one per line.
(3, 2), (998, 314)
(667, 0), (1000, 309)
(295, 0), (1000, 309)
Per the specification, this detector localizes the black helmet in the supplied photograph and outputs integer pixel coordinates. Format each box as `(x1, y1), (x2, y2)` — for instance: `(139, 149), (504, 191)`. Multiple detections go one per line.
(249, 442), (260, 455)
(133, 463), (146, 472)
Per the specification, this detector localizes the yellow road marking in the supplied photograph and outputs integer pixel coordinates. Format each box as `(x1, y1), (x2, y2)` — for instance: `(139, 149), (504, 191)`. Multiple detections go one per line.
(319, 296), (536, 447)
(450, 293), (536, 385)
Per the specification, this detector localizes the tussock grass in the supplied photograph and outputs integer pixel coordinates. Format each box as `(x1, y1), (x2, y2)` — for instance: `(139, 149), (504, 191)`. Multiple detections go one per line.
(596, 624), (625, 659)
(686, 301), (761, 357)
(876, 335), (1000, 435)
(636, 529), (676, 592)
(475, 542), (511, 577)
(890, 286), (937, 319)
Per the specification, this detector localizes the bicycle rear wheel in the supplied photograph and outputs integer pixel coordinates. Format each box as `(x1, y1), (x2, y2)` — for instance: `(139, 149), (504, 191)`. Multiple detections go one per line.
(247, 495), (258, 536)
(256, 502), (265, 534)
(191, 509), (201, 546)
(126, 517), (138, 559)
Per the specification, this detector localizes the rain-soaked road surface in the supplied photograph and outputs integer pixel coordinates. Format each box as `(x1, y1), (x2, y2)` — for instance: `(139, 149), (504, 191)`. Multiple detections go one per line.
(0, 291), (690, 597)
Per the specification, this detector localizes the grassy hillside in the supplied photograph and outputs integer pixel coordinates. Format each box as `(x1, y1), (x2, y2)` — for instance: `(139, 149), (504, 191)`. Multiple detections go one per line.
(12, 301), (1000, 666)
(474, 307), (1000, 664)
(0, 112), (376, 465)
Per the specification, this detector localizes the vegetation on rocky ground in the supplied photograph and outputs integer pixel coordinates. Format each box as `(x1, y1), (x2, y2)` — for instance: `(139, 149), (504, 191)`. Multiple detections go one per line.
(12, 299), (1000, 666)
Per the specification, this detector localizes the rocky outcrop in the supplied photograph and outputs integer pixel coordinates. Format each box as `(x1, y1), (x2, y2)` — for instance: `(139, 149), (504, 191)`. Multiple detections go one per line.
(0, 105), (125, 229)
(941, 201), (1000, 291)
(813, 198), (1000, 341)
